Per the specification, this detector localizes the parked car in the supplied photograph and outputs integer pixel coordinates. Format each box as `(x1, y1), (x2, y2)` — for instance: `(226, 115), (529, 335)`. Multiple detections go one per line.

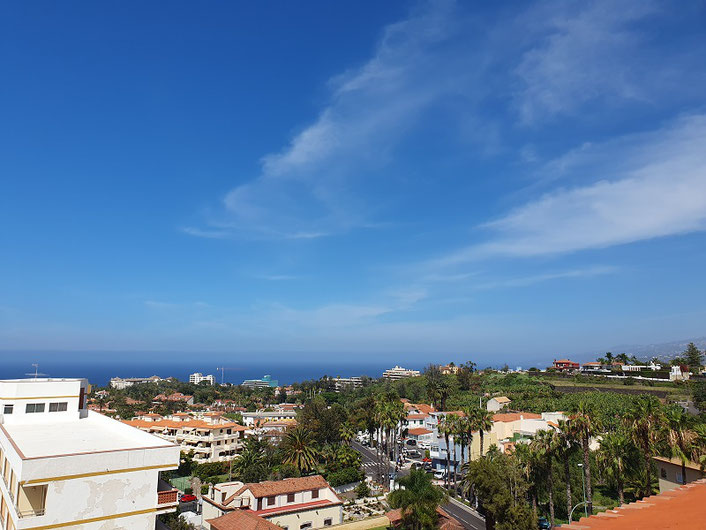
(179, 494), (197, 503)
(538, 516), (551, 529)
(407, 450), (422, 458)
(405, 439), (417, 447)
(433, 470), (446, 480)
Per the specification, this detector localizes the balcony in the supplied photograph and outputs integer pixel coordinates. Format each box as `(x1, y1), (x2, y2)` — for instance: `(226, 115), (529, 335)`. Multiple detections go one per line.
(157, 479), (179, 507)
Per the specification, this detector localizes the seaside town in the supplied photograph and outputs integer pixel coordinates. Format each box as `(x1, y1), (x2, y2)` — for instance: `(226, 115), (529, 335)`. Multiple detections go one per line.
(3, 345), (706, 529)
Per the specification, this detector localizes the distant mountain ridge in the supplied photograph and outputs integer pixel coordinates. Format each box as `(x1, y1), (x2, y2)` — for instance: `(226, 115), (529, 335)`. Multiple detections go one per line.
(607, 336), (706, 361)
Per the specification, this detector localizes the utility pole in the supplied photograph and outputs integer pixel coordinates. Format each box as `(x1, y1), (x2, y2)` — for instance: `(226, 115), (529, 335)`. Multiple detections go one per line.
(216, 367), (226, 385)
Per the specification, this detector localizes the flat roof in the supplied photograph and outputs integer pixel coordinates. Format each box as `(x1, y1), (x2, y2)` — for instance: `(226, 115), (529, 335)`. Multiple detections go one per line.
(2, 412), (172, 459)
(0, 378), (84, 384)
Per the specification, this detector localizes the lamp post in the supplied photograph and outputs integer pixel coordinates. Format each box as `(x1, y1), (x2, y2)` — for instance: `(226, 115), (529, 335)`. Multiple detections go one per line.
(578, 463), (588, 518)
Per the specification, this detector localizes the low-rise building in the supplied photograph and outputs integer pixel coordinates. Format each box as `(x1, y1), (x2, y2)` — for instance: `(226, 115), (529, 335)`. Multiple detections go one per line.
(486, 396), (511, 412)
(653, 456), (704, 493)
(551, 359), (579, 371)
(153, 392), (195, 406)
(109, 375), (165, 389)
(242, 375), (279, 389)
(202, 476), (343, 530)
(190, 372), (216, 385)
(124, 412), (248, 463)
(581, 362), (612, 373)
(383, 366), (421, 380)
(0, 378), (180, 530)
(241, 410), (297, 427)
(439, 364), (460, 375)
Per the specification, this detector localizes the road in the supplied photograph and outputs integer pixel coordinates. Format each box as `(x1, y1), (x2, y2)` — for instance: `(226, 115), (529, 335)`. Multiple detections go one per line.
(351, 440), (485, 529)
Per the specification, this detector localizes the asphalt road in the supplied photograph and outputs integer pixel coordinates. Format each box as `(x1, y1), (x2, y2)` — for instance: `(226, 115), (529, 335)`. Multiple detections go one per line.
(351, 440), (485, 530)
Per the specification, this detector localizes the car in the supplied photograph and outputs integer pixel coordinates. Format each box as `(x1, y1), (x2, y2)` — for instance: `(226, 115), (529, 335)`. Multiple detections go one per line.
(433, 470), (446, 480)
(179, 494), (197, 503)
(537, 516), (551, 529)
(407, 450), (422, 458)
(405, 439), (417, 447)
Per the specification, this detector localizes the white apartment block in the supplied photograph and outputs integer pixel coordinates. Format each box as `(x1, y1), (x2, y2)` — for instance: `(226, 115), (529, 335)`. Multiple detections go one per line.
(241, 410), (297, 427)
(333, 376), (363, 392)
(0, 378), (180, 530)
(189, 373), (215, 385)
(202, 475), (343, 530)
(109, 375), (165, 390)
(382, 365), (421, 380)
(124, 413), (248, 463)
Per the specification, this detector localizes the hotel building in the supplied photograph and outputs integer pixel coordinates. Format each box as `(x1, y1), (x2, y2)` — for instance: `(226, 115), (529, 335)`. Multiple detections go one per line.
(0, 378), (180, 530)
(382, 366), (421, 380)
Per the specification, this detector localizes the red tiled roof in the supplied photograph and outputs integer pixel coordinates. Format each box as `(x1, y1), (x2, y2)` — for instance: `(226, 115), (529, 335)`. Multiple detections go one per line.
(124, 418), (247, 431)
(228, 475), (334, 501)
(492, 412), (542, 422)
(563, 479), (706, 529)
(252, 498), (339, 517)
(208, 510), (279, 530)
(408, 428), (433, 436)
(406, 413), (429, 420)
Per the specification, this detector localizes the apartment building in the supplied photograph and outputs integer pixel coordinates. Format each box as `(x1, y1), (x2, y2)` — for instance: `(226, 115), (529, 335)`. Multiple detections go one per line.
(124, 412), (248, 463)
(241, 375), (278, 389)
(189, 372), (215, 385)
(241, 410), (297, 427)
(0, 378), (180, 530)
(109, 375), (165, 389)
(332, 376), (363, 392)
(382, 366), (421, 380)
(202, 475), (343, 529)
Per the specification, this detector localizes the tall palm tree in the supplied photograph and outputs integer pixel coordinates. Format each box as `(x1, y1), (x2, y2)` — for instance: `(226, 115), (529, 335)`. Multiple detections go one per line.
(663, 406), (697, 485)
(514, 442), (541, 520)
(624, 396), (662, 498)
(532, 429), (558, 526)
(448, 414), (462, 493)
(570, 402), (599, 515)
(474, 408), (494, 457)
(339, 421), (356, 445)
(437, 414), (453, 490)
(388, 468), (448, 530)
(557, 419), (577, 518)
(598, 430), (634, 506)
(281, 425), (318, 474)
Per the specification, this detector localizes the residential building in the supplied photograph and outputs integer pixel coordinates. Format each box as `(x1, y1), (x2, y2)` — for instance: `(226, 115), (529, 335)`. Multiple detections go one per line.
(383, 366), (421, 380)
(0, 378), (180, 530)
(208, 510), (279, 529)
(491, 412), (565, 450)
(563, 478), (706, 529)
(153, 392), (194, 406)
(404, 413), (430, 429)
(653, 456), (704, 493)
(241, 410), (297, 427)
(242, 375), (278, 388)
(190, 372), (216, 385)
(581, 362), (612, 374)
(486, 396), (511, 412)
(202, 476), (343, 530)
(109, 375), (164, 389)
(124, 412), (248, 463)
(332, 376), (363, 392)
(551, 359), (579, 371)
(439, 364), (460, 375)
(407, 428), (434, 447)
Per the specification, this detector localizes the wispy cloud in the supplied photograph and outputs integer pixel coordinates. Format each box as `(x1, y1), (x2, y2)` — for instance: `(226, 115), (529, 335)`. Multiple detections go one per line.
(474, 266), (618, 290)
(254, 274), (300, 281)
(436, 113), (706, 263)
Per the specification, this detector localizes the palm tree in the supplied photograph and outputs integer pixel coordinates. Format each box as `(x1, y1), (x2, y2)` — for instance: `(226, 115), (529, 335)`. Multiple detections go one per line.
(663, 406), (697, 485)
(281, 426), (318, 474)
(474, 408), (494, 457)
(388, 468), (448, 530)
(448, 414), (462, 493)
(598, 430), (634, 506)
(570, 402), (599, 515)
(532, 429), (558, 526)
(624, 396), (662, 497)
(437, 414), (453, 490)
(514, 442), (541, 520)
(339, 421), (356, 445)
(557, 419), (577, 518)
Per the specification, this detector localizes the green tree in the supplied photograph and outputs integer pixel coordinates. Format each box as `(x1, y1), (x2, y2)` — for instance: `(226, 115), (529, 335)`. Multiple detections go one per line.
(624, 396), (663, 498)
(684, 342), (703, 371)
(232, 438), (272, 483)
(388, 468), (448, 530)
(531, 429), (559, 526)
(437, 414), (453, 491)
(569, 402), (599, 515)
(280, 426), (319, 474)
(598, 430), (635, 506)
(663, 406), (697, 485)
(473, 408), (494, 457)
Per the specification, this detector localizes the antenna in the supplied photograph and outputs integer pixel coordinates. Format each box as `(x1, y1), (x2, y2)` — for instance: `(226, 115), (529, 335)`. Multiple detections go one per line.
(25, 363), (48, 379)
(216, 367), (226, 385)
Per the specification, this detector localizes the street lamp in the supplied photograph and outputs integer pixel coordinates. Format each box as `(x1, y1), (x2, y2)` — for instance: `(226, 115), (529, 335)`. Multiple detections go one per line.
(578, 463), (588, 518)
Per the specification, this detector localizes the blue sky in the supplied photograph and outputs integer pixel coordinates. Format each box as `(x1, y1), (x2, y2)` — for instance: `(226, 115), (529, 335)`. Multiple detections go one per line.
(2, 0), (706, 366)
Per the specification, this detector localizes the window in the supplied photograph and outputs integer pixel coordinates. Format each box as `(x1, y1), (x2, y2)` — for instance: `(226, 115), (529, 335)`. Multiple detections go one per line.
(311, 489), (319, 499)
(324, 518), (333, 526)
(49, 402), (68, 412)
(3, 405), (13, 415)
(25, 403), (45, 414)
(660, 468), (667, 479)
(300, 524), (312, 529)
(267, 495), (276, 506)
(677, 472), (683, 484)
(287, 492), (295, 503)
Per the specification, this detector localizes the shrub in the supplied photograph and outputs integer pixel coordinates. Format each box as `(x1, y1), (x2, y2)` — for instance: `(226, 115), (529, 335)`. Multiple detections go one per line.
(355, 481), (371, 498)
(325, 466), (364, 487)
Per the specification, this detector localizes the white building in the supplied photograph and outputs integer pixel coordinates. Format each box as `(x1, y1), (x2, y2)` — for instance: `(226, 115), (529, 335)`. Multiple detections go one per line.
(383, 366), (421, 380)
(487, 396), (511, 412)
(189, 372), (215, 385)
(124, 412), (248, 463)
(202, 475), (343, 530)
(333, 376), (363, 392)
(0, 378), (180, 530)
(241, 410), (297, 427)
(109, 375), (164, 389)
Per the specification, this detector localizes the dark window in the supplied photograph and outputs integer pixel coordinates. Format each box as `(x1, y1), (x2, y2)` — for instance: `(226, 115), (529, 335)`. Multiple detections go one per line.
(3, 405), (13, 415)
(324, 519), (333, 526)
(660, 468), (667, 479)
(300, 524), (312, 529)
(267, 495), (276, 506)
(25, 403), (45, 413)
(79, 387), (86, 409)
(49, 402), (68, 412)
(311, 489), (319, 499)
(287, 493), (295, 503)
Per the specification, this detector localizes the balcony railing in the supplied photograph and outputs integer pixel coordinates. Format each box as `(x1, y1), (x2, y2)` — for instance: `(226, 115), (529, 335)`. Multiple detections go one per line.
(18, 508), (46, 518)
(157, 478), (179, 506)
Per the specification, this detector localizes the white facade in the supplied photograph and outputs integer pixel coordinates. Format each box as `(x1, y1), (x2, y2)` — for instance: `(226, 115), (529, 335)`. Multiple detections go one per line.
(241, 410), (297, 427)
(487, 396), (511, 412)
(189, 372), (215, 385)
(0, 378), (180, 530)
(382, 366), (421, 380)
(109, 375), (164, 390)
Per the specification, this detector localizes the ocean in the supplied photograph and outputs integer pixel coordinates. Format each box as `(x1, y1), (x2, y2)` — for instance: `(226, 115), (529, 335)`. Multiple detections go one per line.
(0, 351), (427, 387)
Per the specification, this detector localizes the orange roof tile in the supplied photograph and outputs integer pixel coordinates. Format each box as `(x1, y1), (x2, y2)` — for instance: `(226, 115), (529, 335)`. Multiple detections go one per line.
(229, 475), (335, 501)
(408, 428), (433, 436)
(208, 510), (279, 530)
(563, 479), (706, 529)
(492, 412), (542, 422)
(124, 418), (247, 431)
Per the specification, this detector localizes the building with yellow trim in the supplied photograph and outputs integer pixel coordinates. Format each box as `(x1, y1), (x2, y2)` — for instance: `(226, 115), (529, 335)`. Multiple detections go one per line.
(0, 378), (180, 530)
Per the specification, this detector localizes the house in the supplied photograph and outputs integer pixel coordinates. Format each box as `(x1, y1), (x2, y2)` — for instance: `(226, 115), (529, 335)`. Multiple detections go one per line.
(0, 378), (180, 530)
(242, 410), (298, 426)
(208, 510), (280, 529)
(387, 507), (462, 529)
(403, 402), (435, 415)
(581, 362), (611, 373)
(653, 456), (705, 493)
(439, 364), (460, 375)
(124, 412), (248, 463)
(202, 475), (343, 530)
(486, 396), (511, 412)
(491, 412), (565, 451)
(407, 427), (434, 447)
(563, 478), (706, 529)
(552, 359), (579, 371)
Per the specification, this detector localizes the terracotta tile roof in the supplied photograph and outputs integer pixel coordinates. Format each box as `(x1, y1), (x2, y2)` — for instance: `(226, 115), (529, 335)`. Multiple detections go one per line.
(252, 498), (339, 517)
(230, 475), (333, 500)
(492, 412), (542, 422)
(408, 428), (433, 436)
(404, 403), (435, 414)
(563, 479), (706, 529)
(653, 456), (704, 472)
(406, 413), (429, 420)
(123, 418), (247, 431)
(492, 396), (511, 403)
(583, 362), (603, 366)
(208, 510), (279, 530)
(443, 410), (466, 417)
